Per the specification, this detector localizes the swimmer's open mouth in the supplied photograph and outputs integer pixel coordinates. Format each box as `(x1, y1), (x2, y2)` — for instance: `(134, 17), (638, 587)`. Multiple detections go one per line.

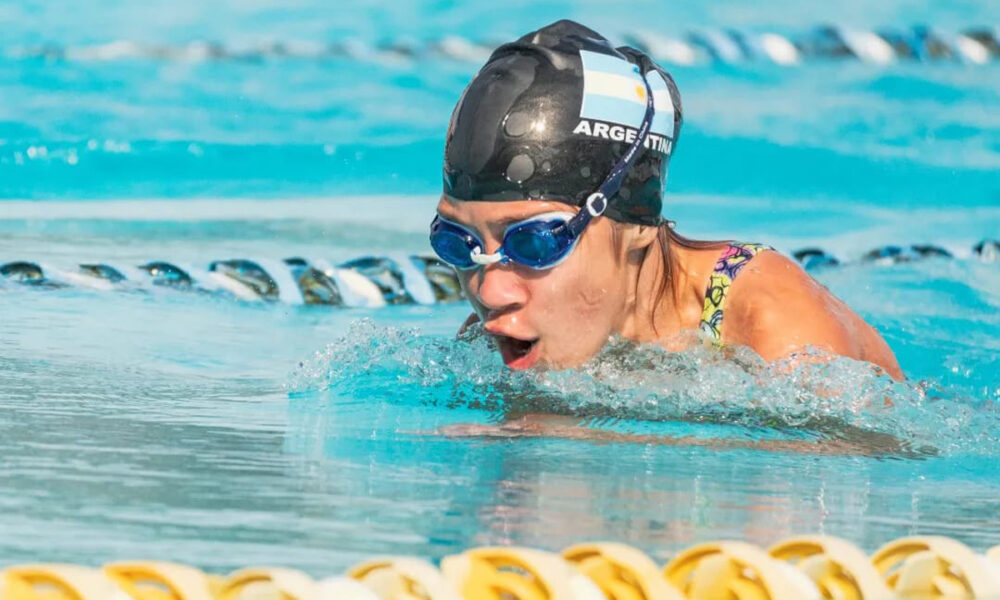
(493, 334), (540, 369)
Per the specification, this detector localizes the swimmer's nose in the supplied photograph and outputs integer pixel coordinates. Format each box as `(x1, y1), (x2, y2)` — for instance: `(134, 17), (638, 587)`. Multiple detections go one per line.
(471, 264), (528, 314)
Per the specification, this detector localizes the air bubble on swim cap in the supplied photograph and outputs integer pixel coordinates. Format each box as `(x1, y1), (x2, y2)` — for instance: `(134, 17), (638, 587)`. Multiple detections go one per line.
(580, 166), (591, 178)
(503, 111), (532, 137)
(505, 154), (535, 183)
(541, 160), (552, 173)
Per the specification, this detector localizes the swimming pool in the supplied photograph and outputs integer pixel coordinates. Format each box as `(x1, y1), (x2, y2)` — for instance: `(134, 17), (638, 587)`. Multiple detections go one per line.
(1, 0), (998, 574)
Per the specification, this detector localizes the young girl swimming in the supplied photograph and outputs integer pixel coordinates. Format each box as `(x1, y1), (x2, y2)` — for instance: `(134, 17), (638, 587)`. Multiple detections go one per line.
(430, 20), (903, 380)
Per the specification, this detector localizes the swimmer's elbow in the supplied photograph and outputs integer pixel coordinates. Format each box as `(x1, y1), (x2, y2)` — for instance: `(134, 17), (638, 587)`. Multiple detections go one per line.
(860, 326), (905, 381)
(881, 359), (905, 382)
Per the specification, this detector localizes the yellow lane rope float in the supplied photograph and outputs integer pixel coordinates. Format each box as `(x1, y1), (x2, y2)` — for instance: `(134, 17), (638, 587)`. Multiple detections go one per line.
(103, 562), (217, 600)
(440, 547), (604, 600)
(768, 536), (893, 600)
(663, 541), (820, 600)
(1, 564), (128, 600)
(562, 543), (684, 600)
(988, 545), (1000, 568)
(348, 557), (458, 600)
(3, 535), (1000, 600)
(216, 567), (317, 600)
(871, 536), (1000, 599)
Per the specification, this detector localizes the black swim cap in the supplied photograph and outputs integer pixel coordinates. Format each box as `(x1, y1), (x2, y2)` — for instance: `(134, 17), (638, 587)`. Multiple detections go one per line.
(443, 20), (683, 226)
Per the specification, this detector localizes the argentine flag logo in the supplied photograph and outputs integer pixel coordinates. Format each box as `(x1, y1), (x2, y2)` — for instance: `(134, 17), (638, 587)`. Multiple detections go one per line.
(578, 49), (676, 142)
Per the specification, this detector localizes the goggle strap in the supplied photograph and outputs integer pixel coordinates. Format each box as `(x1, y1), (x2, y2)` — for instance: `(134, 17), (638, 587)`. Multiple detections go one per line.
(566, 202), (593, 237)
(567, 72), (655, 237)
(599, 74), (655, 200)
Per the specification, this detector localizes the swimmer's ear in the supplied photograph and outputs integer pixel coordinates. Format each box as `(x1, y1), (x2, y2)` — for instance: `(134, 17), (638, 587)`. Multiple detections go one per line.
(626, 225), (660, 250)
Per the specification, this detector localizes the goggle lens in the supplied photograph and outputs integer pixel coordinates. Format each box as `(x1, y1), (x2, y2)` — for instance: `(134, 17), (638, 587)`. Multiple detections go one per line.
(429, 213), (577, 271)
(504, 218), (574, 268)
(429, 220), (479, 269)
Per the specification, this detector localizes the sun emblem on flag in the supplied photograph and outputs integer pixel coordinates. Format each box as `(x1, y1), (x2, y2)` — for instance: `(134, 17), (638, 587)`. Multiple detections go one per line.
(635, 84), (646, 100)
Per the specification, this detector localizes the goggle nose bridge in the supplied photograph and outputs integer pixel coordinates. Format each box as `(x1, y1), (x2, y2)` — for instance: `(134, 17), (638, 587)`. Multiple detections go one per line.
(470, 246), (505, 265)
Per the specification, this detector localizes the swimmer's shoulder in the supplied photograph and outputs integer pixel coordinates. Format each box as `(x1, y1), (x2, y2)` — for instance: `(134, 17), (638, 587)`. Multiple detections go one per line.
(721, 250), (903, 379)
(721, 251), (852, 354)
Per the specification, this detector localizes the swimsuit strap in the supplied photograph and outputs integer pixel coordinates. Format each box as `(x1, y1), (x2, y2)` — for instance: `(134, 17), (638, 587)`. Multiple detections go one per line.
(699, 242), (773, 344)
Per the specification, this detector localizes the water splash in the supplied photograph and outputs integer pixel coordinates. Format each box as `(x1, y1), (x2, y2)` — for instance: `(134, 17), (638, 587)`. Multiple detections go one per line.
(288, 319), (999, 456)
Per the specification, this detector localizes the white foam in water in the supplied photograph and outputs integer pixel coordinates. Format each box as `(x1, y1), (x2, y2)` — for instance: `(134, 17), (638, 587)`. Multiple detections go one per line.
(289, 319), (1000, 458)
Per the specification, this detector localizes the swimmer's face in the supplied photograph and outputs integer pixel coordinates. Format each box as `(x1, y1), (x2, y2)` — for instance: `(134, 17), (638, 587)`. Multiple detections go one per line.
(435, 196), (638, 370)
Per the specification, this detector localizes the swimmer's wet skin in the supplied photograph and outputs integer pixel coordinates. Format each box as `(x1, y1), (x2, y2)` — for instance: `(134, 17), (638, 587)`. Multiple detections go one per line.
(431, 20), (904, 380)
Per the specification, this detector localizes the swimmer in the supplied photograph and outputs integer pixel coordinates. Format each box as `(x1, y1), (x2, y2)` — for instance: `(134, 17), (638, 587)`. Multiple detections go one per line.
(430, 20), (903, 380)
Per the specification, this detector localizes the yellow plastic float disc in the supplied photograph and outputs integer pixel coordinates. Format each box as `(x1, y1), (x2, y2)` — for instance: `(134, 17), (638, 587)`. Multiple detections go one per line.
(440, 547), (604, 600)
(347, 557), (459, 600)
(2, 564), (130, 600)
(768, 535), (893, 600)
(562, 542), (685, 600)
(872, 536), (1000, 599)
(103, 562), (213, 600)
(987, 546), (1000, 569)
(314, 577), (380, 600)
(216, 567), (316, 600)
(664, 541), (821, 600)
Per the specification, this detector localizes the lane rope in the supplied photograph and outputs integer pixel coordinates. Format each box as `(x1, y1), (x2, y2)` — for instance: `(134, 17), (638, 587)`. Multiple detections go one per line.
(6, 26), (999, 67)
(1, 239), (995, 306)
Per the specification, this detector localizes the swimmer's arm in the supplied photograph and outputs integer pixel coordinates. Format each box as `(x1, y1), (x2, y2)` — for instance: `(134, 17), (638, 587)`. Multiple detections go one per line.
(435, 415), (891, 456)
(724, 252), (904, 380)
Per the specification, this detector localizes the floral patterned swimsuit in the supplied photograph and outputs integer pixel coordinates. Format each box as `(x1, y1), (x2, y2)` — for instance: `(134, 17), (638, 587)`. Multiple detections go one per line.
(699, 243), (773, 344)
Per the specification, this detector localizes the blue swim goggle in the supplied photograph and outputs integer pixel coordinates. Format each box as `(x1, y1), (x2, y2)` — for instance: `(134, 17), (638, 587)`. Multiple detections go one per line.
(430, 71), (656, 271)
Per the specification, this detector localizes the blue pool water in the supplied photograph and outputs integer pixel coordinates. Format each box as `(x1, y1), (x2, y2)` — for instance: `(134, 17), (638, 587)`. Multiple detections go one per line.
(1, 0), (999, 572)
